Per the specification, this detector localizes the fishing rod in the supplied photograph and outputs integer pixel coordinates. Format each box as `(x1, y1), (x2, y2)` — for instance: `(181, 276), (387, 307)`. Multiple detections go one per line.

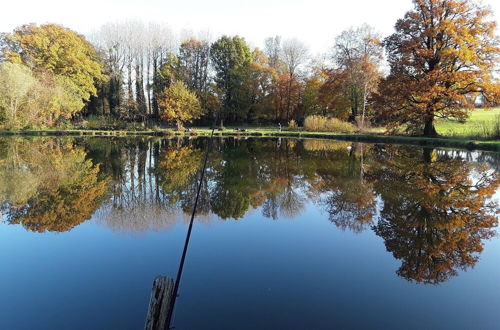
(164, 111), (221, 329)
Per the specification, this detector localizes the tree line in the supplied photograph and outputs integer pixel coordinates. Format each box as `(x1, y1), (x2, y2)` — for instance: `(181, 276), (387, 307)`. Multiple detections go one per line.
(0, 0), (499, 136)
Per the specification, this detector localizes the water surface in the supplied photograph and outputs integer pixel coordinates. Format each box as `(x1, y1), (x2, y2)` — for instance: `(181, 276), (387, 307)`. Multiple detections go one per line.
(1, 137), (499, 329)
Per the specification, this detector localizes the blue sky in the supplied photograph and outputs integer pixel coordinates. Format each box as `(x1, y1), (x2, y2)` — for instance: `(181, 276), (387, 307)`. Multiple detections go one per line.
(1, 0), (499, 54)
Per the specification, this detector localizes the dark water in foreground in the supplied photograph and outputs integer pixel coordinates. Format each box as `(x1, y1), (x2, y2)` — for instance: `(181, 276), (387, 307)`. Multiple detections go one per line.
(1, 136), (499, 330)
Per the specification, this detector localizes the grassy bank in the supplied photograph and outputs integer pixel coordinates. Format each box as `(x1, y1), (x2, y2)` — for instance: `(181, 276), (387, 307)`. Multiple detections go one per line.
(435, 108), (500, 138)
(1, 127), (499, 152)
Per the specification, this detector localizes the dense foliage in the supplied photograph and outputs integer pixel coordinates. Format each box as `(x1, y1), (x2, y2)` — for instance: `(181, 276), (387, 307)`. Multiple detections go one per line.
(158, 81), (203, 129)
(0, 24), (103, 128)
(376, 0), (500, 136)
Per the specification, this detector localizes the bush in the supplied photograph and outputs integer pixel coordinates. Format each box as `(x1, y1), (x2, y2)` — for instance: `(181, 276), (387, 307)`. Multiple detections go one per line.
(288, 119), (298, 129)
(304, 115), (355, 133)
(79, 115), (127, 130)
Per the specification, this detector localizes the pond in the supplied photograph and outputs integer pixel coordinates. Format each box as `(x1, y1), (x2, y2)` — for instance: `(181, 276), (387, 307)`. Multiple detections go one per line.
(1, 136), (499, 330)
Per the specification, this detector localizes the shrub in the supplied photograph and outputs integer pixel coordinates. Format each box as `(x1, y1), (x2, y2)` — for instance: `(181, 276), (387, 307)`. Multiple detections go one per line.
(81, 115), (127, 130)
(288, 119), (298, 129)
(304, 115), (355, 133)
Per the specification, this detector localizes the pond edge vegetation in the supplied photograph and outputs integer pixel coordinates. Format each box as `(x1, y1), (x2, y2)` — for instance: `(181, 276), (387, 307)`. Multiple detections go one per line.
(1, 128), (499, 152)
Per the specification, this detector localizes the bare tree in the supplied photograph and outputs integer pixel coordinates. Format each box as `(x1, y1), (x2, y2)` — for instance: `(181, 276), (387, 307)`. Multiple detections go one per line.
(129, 21), (147, 119)
(264, 36), (282, 71)
(147, 22), (175, 118)
(92, 20), (176, 121)
(281, 38), (308, 120)
(91, 22), (128, 115)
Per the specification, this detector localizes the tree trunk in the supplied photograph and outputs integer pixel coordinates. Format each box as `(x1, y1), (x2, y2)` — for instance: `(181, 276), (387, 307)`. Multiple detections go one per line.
(349, 86), (358, 123)
(423, 115), (437, 137)
(361, 82), (368, 128)
(147, 54), (152, 116)
(286, 73), (293, 121)
(127, 59), (133, 107)
(176, 119), (183, 130)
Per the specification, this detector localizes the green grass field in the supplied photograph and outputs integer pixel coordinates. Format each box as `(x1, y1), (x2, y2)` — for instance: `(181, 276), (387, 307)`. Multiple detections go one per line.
(435, 108), (500, 139)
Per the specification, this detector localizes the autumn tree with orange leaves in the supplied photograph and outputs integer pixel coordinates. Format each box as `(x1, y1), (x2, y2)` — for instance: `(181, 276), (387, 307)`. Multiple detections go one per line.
(376, 0), (500, 136)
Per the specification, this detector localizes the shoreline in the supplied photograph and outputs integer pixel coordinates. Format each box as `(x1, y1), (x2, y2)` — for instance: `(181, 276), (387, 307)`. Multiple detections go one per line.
(1, 128), (499, 152)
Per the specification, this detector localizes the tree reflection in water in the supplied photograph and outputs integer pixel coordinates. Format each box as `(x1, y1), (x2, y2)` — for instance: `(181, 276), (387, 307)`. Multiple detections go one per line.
(0, 138), (109, 232)
(0, 137), (498, 284)
(370, 147), (499, 284)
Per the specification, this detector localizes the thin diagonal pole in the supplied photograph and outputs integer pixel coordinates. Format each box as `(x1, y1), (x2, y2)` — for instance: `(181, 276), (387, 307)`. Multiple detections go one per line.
(165, 119), (219, 329)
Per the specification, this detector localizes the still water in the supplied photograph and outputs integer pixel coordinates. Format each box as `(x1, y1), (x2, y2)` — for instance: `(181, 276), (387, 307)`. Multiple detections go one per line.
(1, 136), (499, 329)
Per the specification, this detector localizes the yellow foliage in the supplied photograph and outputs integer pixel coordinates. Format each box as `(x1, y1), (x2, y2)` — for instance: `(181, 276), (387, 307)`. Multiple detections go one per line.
(304, 115), (355, 133)
(0, 138), (110, 232)
(3, 24), (103, 101)
(158, 81), (203, 129)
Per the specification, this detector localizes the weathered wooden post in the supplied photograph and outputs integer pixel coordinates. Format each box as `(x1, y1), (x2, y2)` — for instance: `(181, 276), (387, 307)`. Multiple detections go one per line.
(144, 276), (174, 330)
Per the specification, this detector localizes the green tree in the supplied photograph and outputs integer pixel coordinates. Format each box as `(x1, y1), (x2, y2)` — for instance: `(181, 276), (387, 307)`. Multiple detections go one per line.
(303, 76), (325, 117)
(158, 81), (203, 129)
(0, 61), (93, 128)
(210, 36), (253, 124)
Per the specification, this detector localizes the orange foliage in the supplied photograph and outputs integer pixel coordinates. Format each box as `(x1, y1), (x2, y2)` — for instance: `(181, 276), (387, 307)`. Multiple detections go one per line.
(376, 0), (500, 136)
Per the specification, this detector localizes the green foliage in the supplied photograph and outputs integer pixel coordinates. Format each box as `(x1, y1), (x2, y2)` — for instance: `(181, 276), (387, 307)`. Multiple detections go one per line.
(302, 77), (324, 117)
(79, 115), (128, 130)
(158, 81), (203, 129)
(210, 36), (253, 121)
(155, 53), (180, 91)
(304, 115), (355, 133)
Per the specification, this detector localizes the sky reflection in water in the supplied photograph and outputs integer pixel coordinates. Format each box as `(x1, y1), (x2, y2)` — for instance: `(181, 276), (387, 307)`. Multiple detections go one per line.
(1, 136), (499, 329)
